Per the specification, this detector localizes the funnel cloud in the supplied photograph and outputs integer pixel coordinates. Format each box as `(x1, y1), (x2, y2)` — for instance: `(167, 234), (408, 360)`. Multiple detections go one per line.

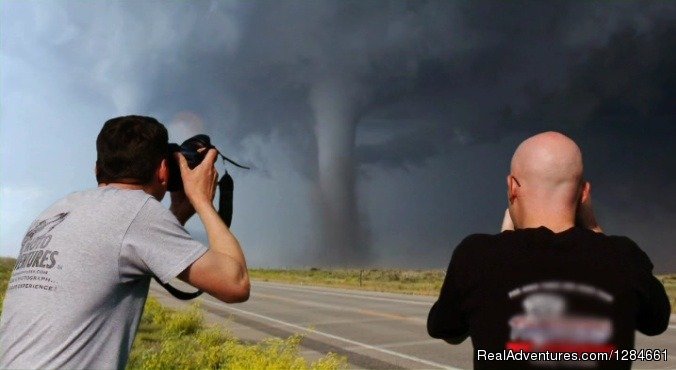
(311, 76), (370, 262)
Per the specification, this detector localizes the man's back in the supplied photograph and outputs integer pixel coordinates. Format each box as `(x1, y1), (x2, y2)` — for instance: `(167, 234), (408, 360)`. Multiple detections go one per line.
(0, 187), (207, 369)
(428, 226), (670, 370)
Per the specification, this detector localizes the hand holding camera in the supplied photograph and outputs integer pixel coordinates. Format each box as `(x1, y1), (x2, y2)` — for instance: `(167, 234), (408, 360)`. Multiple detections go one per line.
(161, 135), (249, 300)
(174, 148), (219, 212)
(166, 134), (249, 228)
(576, 190), (603, 233)
(501, 209), (515, 232)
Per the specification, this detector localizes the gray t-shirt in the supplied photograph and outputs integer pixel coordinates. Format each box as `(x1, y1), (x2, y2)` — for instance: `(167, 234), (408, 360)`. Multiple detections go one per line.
(0, 187), (208, 370)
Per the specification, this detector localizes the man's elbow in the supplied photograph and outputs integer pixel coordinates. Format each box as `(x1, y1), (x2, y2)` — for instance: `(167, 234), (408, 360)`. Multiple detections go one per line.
(427, 311), (469, 344)
(215, 276), (250, 303)
(443, 334), (469, 345)
(428, 324), (468, 344)
(637, 292), (671, 336)
(637, 314), (670, 336)
(230, 278), (251, 303)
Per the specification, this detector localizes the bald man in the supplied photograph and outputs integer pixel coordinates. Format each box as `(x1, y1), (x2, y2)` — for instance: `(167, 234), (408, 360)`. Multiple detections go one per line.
(427, 132), (670, 370)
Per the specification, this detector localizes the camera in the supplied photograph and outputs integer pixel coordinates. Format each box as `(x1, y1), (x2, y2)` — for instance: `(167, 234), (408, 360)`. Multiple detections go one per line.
(166, 134), (249, 192)
(167, 134), (214, 192)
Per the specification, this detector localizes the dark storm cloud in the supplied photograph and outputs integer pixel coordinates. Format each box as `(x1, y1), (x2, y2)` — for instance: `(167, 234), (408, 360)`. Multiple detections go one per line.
(357, 131), (438, 169)
(5, 1), (675, 269)
(92, 1), (673, 175)
(12, 0), (666, 175)
(506, 18), (676, 212)
(494, 15), (676, 270)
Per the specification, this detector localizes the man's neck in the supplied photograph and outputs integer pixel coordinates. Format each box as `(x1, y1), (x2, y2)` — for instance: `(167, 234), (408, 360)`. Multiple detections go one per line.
(99, 182), (165, 201)
(98, 182), (145, 191)
(519, 215), (575, 233)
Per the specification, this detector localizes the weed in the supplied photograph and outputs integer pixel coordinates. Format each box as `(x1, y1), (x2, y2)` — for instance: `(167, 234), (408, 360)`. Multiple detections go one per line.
(127, 298), (346, 370)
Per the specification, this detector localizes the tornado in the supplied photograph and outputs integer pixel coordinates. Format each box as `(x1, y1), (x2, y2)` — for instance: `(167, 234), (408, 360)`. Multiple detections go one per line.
(310, 76), (368, 263)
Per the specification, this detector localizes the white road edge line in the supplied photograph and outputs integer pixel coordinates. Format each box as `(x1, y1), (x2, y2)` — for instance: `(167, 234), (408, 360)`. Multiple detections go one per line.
(344, 339), (442, 351)
(202, 299), (461, 370)
(255, 283), (676, 332)
(254, 282), (434, 306)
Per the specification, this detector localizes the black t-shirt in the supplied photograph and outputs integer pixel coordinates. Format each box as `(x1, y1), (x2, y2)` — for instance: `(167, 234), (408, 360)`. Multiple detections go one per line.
(427, 226), (670, 370)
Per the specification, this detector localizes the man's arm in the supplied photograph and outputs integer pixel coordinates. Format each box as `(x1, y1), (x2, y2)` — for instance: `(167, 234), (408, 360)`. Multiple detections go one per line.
(427, 300), (470, 344)
(636, 274), (671, 336)
(174, 149), (250, 303)
(631, 245), (671, 335)
(427, 242), (470, 344)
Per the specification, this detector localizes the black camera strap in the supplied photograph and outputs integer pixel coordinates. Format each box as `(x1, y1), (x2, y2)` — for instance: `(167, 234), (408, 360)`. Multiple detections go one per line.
(154, 276), (203, 300)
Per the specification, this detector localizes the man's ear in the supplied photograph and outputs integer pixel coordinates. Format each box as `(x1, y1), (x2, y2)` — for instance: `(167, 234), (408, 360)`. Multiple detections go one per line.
(157, 159), (169, 186)
(507, 175), (518, 204)
(580, 181), (591, 204)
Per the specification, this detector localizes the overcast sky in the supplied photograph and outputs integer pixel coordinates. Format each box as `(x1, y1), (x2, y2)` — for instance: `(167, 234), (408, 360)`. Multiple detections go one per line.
(1, 1), (675, 272)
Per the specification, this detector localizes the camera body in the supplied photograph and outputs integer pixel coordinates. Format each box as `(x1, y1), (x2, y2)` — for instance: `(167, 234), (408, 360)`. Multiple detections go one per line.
(167, 134), (214, 192)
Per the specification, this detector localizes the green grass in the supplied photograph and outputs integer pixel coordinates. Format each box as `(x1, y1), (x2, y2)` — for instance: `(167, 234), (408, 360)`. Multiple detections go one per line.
(0, 258), (346, 370)
(250, 268), (446, 296)
(658, 275), (676, 315)
(0, 257), (16, 307)
(128, 298), (346, 370)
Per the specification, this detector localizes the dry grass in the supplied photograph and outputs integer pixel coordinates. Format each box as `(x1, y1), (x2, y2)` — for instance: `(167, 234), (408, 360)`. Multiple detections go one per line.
(251, 268), (676, 313)
(250, 268), (445, 296)
(128, 298), (346, 370)
(658, 274), (676, 314)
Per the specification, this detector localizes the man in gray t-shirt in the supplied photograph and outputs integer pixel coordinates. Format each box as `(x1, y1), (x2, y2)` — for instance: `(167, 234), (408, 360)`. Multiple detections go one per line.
(0, 116), (250, 369)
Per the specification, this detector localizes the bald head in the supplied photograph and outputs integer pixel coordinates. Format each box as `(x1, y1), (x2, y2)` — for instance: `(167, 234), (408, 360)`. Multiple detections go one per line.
(507, 132), (588, 231)
(512, 132), (583, 194)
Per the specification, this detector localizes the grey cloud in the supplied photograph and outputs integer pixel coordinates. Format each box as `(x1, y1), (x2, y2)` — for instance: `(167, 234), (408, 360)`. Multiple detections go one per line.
(507, 19), (676, 212)
(3, 1), (676, 269)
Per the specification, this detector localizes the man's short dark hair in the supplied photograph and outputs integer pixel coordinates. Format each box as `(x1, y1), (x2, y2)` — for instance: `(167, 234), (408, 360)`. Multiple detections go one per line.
(96, 115), (168, 184)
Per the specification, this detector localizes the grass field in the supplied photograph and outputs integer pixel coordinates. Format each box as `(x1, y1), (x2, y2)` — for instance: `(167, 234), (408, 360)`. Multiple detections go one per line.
(251, 267), (676, 313)
(0, 258), (345, 370)
(658, 274), (676, 315)
(0, 257), (14, 307)
(250, 268), (446, 296)
(128, 298), (345, 370)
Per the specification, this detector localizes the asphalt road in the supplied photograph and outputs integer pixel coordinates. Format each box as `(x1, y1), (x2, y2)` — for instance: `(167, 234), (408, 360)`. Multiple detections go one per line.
(150, 281), (676, 369)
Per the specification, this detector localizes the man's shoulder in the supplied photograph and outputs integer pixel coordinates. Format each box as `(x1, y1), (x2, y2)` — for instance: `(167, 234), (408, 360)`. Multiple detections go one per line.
(458, 231), (519, 248)
(451, 232), (501, 261)
(51, 187), (159, 224)
(602, 233), (639, 248)
(571, 229), (645, 259)
(458, 232), (498, 247)
(600, 233), (653, 270)
(62, 187), (153, 204)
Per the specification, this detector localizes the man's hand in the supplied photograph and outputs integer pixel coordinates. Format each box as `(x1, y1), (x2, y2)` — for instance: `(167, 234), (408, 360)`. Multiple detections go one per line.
(174, 149), (219, 213)
(169, 191), (195, 226)
(577, 192), (603, 233)
(501, 209), (515, 231)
